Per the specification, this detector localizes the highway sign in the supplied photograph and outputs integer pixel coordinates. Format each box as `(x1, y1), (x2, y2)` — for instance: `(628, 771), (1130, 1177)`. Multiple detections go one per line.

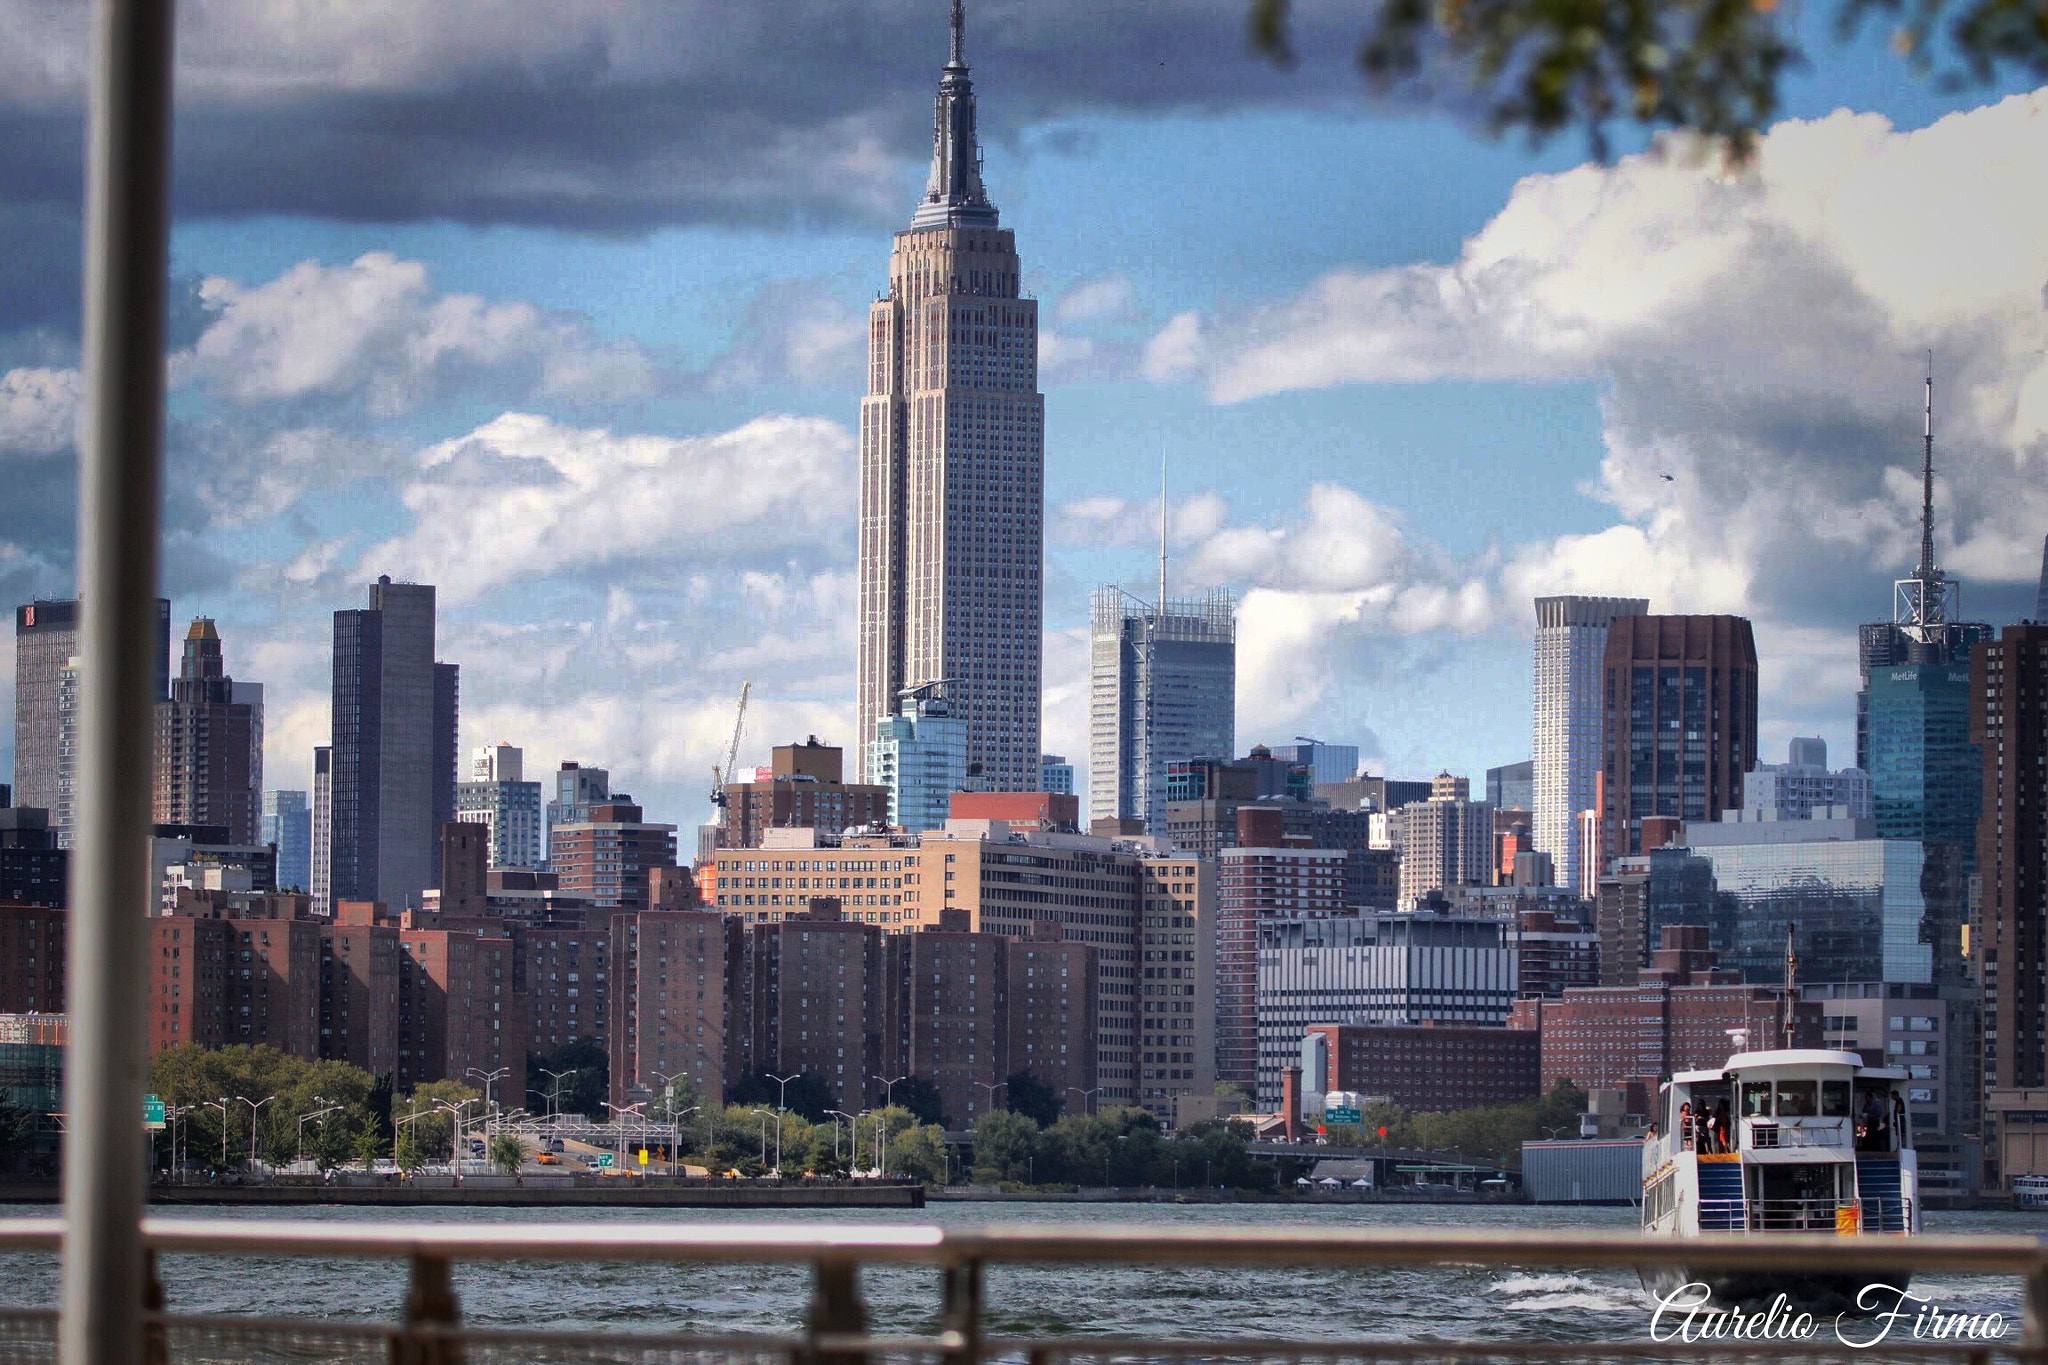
(595, 1152), (615, 1168)
(638, 1148), (649, 1166)
(144, 1096), (166, 1130)
(1324, 1106), (1362, 1125)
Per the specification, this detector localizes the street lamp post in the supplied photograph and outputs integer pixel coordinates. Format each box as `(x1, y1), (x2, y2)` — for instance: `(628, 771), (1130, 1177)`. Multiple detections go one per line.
(297, 1102), (342, 1164)
(1067, 1085), (1100, 1116)
(434, 1101), (473, 1165)
(602, 1101), (645, 1175)
(539, 1068), (577, 1125)
(827, 1110), (860, 1168)
(870, 1073), (907, 1108)
(204, 1098), (230, 1171)
(235, 1096), (276, 1170)
(972, 1080), (1006, 1119)
(467, 1067), (510, 1136)
(750, 1109), (772, 1172)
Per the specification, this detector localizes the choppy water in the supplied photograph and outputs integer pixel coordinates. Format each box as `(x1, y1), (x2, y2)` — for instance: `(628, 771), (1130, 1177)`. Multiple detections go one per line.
(0, 1202), (2034, 1343)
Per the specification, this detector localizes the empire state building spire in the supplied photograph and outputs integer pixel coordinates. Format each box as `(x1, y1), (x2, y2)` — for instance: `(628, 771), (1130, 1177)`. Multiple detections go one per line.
(911, 0), (997, 230)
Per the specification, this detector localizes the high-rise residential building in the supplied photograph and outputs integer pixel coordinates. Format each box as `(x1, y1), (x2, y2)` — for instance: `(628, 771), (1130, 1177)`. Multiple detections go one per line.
(0, 806), (66, 908)
(1395, 795), (1495, 908)
(856, 8), (1043, 794)
(1743, 737), (1874, 821)
(551, 798), (678, 914)
(870, 683), (968, 832)
(310, 747), (332, 915)
(720, 739), (892, 847)
(262, 790), (312, 894)
(153, 619), (261, 845)
(1268, 740), (1359, 787)
(327, 575), (459, 912)
(232, 679), (264, 805)
(1599, 614), (1759, 861)
(1090, 587), (1236, 834)
(456, 742), (544, 869)
(1037, 754), (1074, 797)
(13, 597), (170, 828)
(1976, 625), (2048, 1163)
(1855, 370), (1993, 771)
(1216, 807), (1348, 1089)
(545, 761), (610, 866)
(1486, 759), (1535, 812)
(1532, 595), (1648, 899)
(54, 655), (79, 848)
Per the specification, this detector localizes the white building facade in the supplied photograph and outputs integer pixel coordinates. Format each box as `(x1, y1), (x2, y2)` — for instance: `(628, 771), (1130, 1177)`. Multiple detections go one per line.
(456, 742), (544, 870)
(1532, 595), (1647, 896)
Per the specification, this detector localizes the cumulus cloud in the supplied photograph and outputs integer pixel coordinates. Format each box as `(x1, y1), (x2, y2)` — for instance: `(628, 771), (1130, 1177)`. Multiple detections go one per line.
(359, 410), (856, 603)
(1158, 93), (2048, 626)
(0, 367), (77, 454)
(178, 253), (657, 416)
(1055, 273), (1138, 326)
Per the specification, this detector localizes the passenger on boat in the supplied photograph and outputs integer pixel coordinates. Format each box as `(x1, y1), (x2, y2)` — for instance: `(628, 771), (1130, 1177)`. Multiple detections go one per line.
(1857, 1090), (1889, 1151)
(1892, 1091), (1908, 1147)
(1698, 1101), (1729, 1153)
(1678, 1102), (1693, 1150)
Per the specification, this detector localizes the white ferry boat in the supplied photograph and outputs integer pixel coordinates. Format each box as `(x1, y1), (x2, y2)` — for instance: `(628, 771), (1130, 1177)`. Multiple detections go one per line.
(2012, 1175), (2048, 1209)
(1640, 1042), (1919, 1302)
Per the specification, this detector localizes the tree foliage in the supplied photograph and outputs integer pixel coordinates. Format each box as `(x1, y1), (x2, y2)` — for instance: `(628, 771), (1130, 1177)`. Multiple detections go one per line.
(892, 1075), (949, 1129)
(488, 1132), (529, 1176)
(728, 1070), (837, 1122)
(961, 1106), (1277, 1191)
(150, 1044), (381, 1172)
(0, 1087), (37, 1171)
(526, 1037), (608, 1120)
(1251, 0), (2048, 159)
(1329, 1081), (1589, 1166)
(1003, 1070), (1064, 1128)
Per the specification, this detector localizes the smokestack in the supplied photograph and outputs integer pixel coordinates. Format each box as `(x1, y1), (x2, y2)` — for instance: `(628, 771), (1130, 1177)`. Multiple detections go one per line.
(1282, 1065), (1303, 1143)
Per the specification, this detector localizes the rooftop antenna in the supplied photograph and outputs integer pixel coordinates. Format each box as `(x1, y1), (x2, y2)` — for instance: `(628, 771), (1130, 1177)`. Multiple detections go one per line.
(1157, 450), (1169, 614)
(1895, 350), (1959, 648)
(950, 0), (965, 65)
(1919, 349), (1936, 580)
(1782, 922), (1797, 1050)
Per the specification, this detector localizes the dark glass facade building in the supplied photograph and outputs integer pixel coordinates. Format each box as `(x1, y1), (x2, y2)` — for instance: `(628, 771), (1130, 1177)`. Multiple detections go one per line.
(1867, 663), (1980, 857)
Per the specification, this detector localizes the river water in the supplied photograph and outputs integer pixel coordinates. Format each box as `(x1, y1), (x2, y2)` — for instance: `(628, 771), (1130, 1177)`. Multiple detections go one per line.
(0, 1202), (2035, 1343)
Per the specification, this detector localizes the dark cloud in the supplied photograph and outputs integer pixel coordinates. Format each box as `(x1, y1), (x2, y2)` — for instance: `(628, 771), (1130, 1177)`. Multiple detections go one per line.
(0, 1), (1371, 241)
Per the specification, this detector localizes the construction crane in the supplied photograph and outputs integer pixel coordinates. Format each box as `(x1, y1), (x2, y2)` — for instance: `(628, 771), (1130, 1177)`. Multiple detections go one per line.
(708, 680), (751, 809)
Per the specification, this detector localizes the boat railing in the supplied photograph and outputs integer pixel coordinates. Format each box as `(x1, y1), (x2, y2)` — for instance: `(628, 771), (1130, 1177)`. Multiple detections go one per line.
(1743, 1118), (1851, 1150)
(0, 1218), (2035, 1364)
(1695, 1198), (1914, 1234)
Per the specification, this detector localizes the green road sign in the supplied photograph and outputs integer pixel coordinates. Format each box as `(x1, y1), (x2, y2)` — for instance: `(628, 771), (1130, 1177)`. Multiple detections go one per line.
(144, 1096), (166, 1130)
(595, 1153), (615, 1168)
(1324, 1106), (1362, 1125)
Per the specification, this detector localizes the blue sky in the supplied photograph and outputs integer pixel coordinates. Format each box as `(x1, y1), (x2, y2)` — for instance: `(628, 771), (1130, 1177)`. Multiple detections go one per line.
(2, 2), (2046, 829)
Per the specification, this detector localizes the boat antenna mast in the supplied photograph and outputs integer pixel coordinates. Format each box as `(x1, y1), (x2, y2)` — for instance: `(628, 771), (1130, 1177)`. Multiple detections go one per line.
(1782, 922), (1797, 1050)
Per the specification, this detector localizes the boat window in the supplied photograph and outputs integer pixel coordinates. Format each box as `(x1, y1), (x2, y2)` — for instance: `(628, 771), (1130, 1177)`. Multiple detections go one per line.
(1822, 1080), (1851, 1116)
(1775, 1080), (1818, 1117)
(1741, 1082), (1774, 1118)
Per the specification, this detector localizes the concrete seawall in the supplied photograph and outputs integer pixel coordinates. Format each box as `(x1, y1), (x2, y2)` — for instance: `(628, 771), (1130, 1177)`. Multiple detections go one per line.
(0, 1181), (925, 1209)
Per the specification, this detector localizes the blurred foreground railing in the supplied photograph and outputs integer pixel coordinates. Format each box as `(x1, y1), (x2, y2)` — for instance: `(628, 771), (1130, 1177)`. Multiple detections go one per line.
(0, 1220), (2042, 1365)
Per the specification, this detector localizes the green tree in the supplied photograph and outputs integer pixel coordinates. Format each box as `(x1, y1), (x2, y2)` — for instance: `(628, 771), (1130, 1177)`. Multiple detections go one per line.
(394, 1126), (426, 1174)
(488, 1133), (529, 1176)
(971, 1109), (1041, 1184)
(526, 1038), (608, 1118)
(887, 1124), (950, 1184)
(729, 1070), (836, 1122)
(397, 1080), (482, 1159)
(0, 1087), (37, 1171)
(353, 1126), (388, 1169)
(892, 1075), (949, 1129)
(1003, 1071), (1063, 1128)
(1251, 0), (2048, 160)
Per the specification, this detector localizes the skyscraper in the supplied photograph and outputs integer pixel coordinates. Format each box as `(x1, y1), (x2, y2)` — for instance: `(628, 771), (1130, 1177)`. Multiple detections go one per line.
(1089, 586), (1236, 834)
(1855, 366), (1992, 770)
(13, 596), (169, 827)
(1599, 614), (1759, 861)
(1975, 624), (2048, 1097)
(328, 576), (458, 911)
(263, 790), (311, 894)
(857, 3), (1043, 792)
(153, 619), (260, 844)
(456, 743), (544, 870)
(1531, 595), (1647, 893)
(311, 747), (332, 915)
(2034, 534), (2047, 622)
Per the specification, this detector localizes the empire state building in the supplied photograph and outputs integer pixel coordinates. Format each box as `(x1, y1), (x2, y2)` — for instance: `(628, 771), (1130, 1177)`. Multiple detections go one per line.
(857, 2), (1043, 790)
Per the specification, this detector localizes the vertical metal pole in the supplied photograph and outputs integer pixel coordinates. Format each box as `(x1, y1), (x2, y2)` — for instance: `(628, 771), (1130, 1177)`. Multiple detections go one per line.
(60, 2), (174, 1365)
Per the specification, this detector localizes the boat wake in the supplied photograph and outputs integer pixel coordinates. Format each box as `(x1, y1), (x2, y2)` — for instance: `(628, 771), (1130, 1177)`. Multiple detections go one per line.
(1489, 1273), (1644, 1314)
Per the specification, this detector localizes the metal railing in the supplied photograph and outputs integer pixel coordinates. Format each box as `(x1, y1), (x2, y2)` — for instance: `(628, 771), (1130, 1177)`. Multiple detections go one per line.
(0, 1219), (2042, 1365)
(1695, 1198), (1914, 1233)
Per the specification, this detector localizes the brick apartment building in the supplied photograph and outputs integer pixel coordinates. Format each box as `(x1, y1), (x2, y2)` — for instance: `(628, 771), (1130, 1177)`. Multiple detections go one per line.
(550, 799), (678, 913)
(1304, 1021), (1541, 1111)
(0, 902), (65, 1015)
(718, 739), (891, 850)
(1508, 926), (1821, 1103)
